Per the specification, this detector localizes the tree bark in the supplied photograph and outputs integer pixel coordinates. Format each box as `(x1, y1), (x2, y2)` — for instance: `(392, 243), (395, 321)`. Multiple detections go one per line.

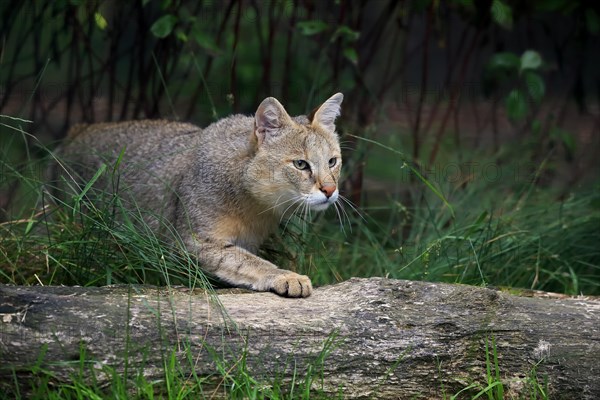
(1, 278), (599, 399)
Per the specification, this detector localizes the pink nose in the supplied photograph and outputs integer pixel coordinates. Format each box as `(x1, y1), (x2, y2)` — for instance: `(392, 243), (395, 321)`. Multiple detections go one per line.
(320, 184), (336, 198)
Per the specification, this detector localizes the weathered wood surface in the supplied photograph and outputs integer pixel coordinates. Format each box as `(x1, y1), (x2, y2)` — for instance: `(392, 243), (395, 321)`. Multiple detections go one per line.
(1, 278), (599, 398)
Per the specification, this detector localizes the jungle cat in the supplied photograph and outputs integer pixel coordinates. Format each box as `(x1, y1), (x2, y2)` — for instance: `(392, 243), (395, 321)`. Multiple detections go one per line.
(59, 93), (344, 298)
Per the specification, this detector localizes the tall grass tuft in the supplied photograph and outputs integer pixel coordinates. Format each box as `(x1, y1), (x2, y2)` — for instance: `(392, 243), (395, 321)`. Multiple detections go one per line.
(286, 136), (600, 296)
(0, 124), (210, 289)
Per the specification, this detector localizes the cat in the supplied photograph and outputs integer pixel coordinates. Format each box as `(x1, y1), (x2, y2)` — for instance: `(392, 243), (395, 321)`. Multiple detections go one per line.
(57, 93), (344, 297)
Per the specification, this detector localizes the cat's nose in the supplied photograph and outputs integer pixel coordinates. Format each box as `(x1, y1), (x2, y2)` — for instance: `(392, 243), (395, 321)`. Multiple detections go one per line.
(320, 184), (336, 198)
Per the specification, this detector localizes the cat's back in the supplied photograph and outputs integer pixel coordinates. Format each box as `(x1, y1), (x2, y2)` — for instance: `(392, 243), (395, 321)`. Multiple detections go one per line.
(198, 114), (255, 164)
(60, 120), (203, 192)
(65, 120), (201, 157)
(65, 117), (255, 166)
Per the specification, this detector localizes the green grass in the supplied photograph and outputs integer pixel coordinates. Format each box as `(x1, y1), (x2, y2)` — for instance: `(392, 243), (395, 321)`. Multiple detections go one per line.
(1, 331), (550, 400)
(2, 329), (346, 400)
(1, 116), (597, 398)
(281, 135), (600, 296)
(306, 185), (600, 294)
(442, 335), (549, 400)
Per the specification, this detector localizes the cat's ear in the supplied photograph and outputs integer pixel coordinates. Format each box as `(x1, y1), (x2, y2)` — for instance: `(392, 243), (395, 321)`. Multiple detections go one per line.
(254, 97), (292, 145)
(311, 92), (343, 133)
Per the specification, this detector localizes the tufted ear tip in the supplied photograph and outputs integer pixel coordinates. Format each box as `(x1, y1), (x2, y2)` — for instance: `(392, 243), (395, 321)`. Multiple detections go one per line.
(311, 93), (344, 133)
(330, 92), (344, 103)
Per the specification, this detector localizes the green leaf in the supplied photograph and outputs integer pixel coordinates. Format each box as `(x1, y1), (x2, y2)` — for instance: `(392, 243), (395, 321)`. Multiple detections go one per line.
(586, 9), (600, 35)
(332, 25), (360, 42)
(343, 47), (358, 65)
(520, 50), (542, 72)
(550, 127), (576, 154)
(488, 52), (520, 72)
(524, 71), (545, 103)
(505, 89), (528, 121)
(297, 20), (329, 36)
(191, 27), (221, 54)
(491, 0), (513, 30)
(150, 15), (178, 38)
(175, 28), (187, 43)
(94, 12), (107, 30)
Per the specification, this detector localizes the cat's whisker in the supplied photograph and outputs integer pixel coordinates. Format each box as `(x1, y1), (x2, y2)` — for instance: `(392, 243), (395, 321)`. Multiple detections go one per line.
(339, 195), (365, 222)
(281, 197), (302, 222)
(299, 199), (310, 234)
(332, 201), (346, 235)
(339, 140), (355, 149)
(279, 206), (302, 228)
(258, 194), (284, 215)
(304, 200), (311, 233)
(259, 195), (297, 216)
(281, 196), (305, 234)
(282, 194), (304, 214)
(296, 197), (309, 234)
(337, 200), (353, 232)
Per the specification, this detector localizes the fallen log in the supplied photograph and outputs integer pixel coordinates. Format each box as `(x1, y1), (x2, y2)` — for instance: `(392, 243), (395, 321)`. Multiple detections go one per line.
(1, 278), (599, 398)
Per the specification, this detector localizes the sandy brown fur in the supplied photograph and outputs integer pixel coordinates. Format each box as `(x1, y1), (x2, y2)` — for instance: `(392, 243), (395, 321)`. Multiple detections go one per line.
(57, 94), (344, 297)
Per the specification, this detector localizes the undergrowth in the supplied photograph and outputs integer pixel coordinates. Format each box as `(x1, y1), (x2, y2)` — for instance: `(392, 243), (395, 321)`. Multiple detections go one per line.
(1, 330), (345, 400)
(281, 136), (600, 296)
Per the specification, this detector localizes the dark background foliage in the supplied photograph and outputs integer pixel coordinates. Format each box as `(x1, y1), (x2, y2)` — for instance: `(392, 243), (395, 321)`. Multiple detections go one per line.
(1, 0), (599, 294)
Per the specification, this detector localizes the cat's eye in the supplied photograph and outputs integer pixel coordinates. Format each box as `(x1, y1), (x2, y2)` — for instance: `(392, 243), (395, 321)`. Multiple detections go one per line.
(293, 159), (310, 170)
(328, 157), (337, 168)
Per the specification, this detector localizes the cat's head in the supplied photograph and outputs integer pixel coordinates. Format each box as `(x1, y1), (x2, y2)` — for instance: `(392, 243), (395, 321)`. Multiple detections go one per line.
(247, 93), (343, 217)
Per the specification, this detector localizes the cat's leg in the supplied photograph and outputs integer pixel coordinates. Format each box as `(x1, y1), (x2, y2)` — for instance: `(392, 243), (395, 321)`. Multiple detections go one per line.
(184, 236), (312, 297)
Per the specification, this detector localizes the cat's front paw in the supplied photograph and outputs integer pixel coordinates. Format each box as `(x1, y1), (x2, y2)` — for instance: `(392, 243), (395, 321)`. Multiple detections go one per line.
(268, 272), (313, 298)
